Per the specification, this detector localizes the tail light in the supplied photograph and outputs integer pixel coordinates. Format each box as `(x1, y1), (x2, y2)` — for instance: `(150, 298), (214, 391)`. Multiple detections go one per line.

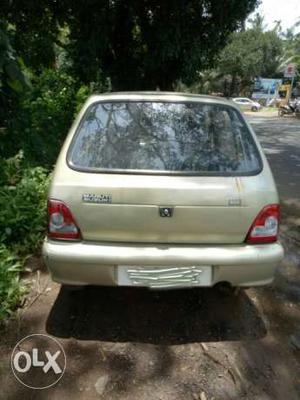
(245, 204), (280, 244)
(47, 199), (81, 240)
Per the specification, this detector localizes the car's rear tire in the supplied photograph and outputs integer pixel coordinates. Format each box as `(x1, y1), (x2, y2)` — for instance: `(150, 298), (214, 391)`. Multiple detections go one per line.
(251, 106), (258, 112)
(214, 282), (241, 296)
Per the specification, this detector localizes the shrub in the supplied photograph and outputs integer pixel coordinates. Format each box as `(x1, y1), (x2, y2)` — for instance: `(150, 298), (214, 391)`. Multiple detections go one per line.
(0, 69), (109, 323)
(1, 68), (111, 168)
(0, 245), (26, 322)
(0, 153), (50, 254)
(3, 69), (78, 167)
(0, 153), (49, 323)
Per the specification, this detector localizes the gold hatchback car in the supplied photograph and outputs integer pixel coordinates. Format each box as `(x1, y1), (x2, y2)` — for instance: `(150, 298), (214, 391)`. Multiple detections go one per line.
(43, 92), (284, 289)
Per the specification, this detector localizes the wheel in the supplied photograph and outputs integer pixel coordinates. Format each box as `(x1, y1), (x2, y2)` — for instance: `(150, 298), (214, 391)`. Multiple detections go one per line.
(278, 109), (284, 117)
(214, 282), (241, 297)
(251, 106), (258, 112)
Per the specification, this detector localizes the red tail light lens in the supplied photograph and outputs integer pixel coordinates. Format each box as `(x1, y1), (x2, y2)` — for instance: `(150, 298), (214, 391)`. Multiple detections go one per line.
(47, 199), (81, 240)
(246, 204), (280, 244)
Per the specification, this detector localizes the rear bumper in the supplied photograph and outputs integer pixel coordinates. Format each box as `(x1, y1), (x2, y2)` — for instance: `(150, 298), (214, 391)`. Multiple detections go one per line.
(43, 239), (284, 288)
(43, 239), (283, 286)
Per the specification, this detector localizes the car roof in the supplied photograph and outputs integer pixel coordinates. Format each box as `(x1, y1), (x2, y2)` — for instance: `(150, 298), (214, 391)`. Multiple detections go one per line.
(85, 91), (239, 109)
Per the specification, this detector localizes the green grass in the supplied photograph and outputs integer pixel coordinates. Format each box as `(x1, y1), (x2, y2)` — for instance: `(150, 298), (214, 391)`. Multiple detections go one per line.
(0, 246), (26, 323)
(262, 107), (278, 112)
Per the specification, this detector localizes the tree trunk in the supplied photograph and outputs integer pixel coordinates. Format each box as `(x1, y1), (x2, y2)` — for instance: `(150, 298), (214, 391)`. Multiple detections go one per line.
(230, 73), (237, 96)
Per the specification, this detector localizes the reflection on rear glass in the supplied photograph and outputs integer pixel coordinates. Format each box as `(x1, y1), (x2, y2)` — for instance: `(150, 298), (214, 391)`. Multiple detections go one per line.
(69, 102), (261, 174)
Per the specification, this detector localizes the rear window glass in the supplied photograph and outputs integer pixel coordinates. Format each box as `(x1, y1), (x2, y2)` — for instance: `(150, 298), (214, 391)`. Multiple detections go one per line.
(68, 101), (262, 175)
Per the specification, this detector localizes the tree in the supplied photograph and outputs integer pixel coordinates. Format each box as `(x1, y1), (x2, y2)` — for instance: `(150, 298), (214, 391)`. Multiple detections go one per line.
(1, 0), (259, 90)
(0, 22), (30, 92)
(218, 25), (283, 96)
(278, 20), (300, 75)
(0, 2), (60, 73)
(247, 13), (267, 31)
(0, 21), (30, 126)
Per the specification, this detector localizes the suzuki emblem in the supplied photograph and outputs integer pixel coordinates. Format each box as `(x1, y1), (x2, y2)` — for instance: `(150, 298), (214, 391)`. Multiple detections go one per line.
(159, 207), (174, 217)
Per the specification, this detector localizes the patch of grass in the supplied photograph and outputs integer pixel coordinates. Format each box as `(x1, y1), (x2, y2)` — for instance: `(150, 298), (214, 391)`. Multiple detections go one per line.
(0, 245), (26, 323)
(263, 107), (278, 112)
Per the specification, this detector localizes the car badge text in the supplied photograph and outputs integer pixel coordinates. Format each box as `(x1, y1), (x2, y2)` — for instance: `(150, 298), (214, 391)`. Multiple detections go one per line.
(82, 193), (112, 204)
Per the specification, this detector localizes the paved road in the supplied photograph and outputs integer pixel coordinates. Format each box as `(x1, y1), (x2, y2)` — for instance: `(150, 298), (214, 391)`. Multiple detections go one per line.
(247, 116), (300, 200)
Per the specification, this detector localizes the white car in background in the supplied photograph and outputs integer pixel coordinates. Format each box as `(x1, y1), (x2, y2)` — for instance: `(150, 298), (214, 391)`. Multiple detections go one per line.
(232, 97), (261, 112)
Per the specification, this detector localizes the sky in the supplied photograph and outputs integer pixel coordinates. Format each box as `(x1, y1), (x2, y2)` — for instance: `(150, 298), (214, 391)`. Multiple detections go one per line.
(248, 0), (300, 32)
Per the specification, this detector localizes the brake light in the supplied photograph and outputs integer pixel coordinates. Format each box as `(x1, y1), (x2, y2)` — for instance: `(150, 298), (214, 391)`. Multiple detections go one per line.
(246, 204), (280, 244)
(47, 199), (81, 240)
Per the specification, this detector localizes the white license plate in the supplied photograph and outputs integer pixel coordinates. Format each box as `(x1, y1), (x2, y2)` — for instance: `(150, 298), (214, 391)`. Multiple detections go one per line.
(117, 265), (212, 288)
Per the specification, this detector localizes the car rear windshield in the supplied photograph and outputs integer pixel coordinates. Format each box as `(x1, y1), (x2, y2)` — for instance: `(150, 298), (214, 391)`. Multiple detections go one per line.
(68, 101), (262, 175)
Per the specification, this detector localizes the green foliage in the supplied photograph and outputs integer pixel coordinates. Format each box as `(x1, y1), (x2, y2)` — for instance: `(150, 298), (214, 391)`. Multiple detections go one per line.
(3, 69), (78, 166)
(65, 0), (259, 90)
(0, 151), (49, 324)
(0, 152), (49, 322)
(75, 84), (91, 113)
(0, 20), (31, 128)
(0, 21), (30, 92)
(1, 0), (259, 90)
(175, 70), (225, 95)
(0, 244), (25, 322)
(0, 153), (50, 254)
(1, 68), (111, 166)
(279, 21), (300, 77)
(218, 26), (283, 95)
(74, 78), (112, 113)
(0, 3), (59, 73)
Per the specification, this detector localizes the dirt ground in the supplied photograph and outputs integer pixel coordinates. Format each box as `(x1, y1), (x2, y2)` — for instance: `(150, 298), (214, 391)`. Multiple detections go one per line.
(244, 110), (279, 118)
(0, 117), (300, 400)
(0, 206), (299, 400)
